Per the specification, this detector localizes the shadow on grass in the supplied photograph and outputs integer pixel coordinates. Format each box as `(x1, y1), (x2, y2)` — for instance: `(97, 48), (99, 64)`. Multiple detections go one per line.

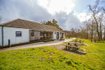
(63, 48), (87, 55)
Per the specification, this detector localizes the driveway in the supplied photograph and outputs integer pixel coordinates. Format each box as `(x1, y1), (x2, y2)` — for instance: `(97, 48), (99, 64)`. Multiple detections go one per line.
(0, 38), (75, 52)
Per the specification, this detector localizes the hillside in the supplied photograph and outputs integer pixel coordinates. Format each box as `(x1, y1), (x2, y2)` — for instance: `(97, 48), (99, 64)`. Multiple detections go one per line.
(0, 39), (105, 70)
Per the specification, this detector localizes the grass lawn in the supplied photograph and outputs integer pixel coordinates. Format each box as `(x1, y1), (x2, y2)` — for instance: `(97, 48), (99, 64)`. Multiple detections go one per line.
(0, 39), (105, 70)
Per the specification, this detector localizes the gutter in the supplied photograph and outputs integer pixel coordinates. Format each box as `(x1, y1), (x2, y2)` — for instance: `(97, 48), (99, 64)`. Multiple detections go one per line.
(1, 25), (4, 47)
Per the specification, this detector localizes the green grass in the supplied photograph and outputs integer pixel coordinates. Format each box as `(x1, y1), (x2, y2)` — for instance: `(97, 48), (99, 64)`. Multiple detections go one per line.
(0, 39), (105, 70)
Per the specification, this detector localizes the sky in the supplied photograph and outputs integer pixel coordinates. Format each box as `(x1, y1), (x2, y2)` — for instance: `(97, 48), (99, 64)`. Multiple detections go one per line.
(0, 0), (104, 30)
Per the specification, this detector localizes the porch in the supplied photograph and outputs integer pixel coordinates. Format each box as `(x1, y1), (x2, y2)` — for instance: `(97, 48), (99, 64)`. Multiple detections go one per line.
(29, 30), (53, 42)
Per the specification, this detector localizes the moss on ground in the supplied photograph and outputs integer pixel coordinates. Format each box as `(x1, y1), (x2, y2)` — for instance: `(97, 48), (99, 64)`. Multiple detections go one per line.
(0, 39), (105, 70)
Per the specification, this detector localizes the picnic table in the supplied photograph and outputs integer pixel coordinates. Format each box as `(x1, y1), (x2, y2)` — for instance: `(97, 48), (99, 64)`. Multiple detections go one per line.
(65, 42), (80, 51)
(65, 42), (87, 54)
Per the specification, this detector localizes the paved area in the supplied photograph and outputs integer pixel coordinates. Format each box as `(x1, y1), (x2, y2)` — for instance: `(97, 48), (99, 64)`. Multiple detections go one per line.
(0, 38), (75, 52)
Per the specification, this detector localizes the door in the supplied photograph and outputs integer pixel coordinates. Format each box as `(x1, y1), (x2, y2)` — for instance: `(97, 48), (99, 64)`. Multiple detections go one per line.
(56, 32), (59, 40)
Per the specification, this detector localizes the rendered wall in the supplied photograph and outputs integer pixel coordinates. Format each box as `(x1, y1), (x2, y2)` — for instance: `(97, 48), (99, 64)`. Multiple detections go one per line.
(3, 27), (30, 46)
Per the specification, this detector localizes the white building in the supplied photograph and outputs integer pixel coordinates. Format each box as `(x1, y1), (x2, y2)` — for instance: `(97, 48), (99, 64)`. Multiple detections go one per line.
(0, 19), (65, 47)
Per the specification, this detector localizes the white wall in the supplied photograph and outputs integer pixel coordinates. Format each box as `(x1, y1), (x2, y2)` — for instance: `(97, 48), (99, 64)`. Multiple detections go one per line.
(34, 31), (40, 40)
(3, 27), (30, 46)
(53, 32), (57, 40)
(53, 32), (65, 40)
(30, 31), (40, 41)
(0, 27), (2, 46)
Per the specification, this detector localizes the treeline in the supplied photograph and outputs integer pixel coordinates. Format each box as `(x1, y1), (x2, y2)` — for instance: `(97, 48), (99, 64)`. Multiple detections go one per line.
(82, 0), (105, 41)
(43, 19), (62, 30)
(68, 0), (105, 42)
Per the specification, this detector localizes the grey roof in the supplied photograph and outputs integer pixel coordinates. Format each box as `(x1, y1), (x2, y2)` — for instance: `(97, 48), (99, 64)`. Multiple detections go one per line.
(2, 19), (63, 32)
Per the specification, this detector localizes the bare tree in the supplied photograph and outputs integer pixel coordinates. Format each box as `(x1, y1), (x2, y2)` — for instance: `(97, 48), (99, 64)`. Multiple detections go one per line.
(102, 8), (105, 40)
(88, 0), (105, 41)
(89, 5), (100, 41)
(66, 0), (105, 41)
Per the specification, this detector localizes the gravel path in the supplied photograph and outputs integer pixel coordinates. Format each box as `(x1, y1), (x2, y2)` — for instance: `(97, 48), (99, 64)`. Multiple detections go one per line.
(0, 38), (75, 52)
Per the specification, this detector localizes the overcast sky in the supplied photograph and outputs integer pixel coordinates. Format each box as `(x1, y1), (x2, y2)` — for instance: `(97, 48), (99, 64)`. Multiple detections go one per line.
(0, 0), (104, 30)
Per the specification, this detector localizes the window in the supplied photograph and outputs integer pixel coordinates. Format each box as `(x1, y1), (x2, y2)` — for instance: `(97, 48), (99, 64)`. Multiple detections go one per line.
(31, 30), (34, 36)
(40, 32), (44, 36)
(16, 31), (22, 37)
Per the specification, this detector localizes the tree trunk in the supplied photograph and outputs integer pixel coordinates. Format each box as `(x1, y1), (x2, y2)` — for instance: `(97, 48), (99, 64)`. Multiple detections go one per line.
(93, 15), (100, 41)
(104, 27), (105, 40)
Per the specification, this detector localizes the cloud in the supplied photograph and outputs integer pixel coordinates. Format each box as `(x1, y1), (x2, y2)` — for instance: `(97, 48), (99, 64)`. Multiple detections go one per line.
(53, 12), (82, 30)
(0, 0), (20, 22)
(0, 0), (82, 30)
(0, 0), (52, 22)
(53, 12), (68, 28)
(37, 0), (75, 15)
(74, 12), (91, 22)
(64, 13), (82, 30)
